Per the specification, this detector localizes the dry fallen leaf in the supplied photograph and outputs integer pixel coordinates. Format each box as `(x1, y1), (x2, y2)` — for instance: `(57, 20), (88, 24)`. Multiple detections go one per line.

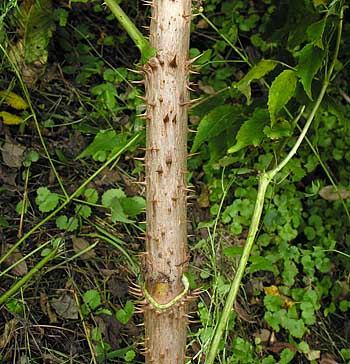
(0, 318), (17, 349)
(264, 285), (295, 308)
(4, 244), (28, 276)
(72, 236), (96, 260)
(234, 301), (256, 323)
(319, 185), (350, 201)
(253, 328), (271, 343)
(1, 140), (25, 168)
(305, 350), (321, 361)
(320, 355), (340, 364)
(40, 292), (57, 323)
(51, 293), (79, 320)
(266, 342), (297, 353)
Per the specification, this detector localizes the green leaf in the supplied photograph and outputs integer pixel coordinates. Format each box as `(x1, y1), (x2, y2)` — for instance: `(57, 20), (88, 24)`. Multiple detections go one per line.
(102, 189), (133, 223)
(77, 130), (123, 160)
(248, 256), (278, 274)
(263, 120), (293, 140)
(35, 187), (60, 212)
(83, 289), (101, 310)
(191, 105), (242, 152)
(102, 189), (126, 205)
(121, 196), (146, 217)
(279, 348), (296, 364)
(124, 350), (136, 362)
(228, 108), (269, 153)
(297, 44), (324, 99)
(115, 301), (134, 324)
(268, 70), (297, 124)
(282, 317), (306, 338)
(56, 215), (78, 231)
(282, 260), (298, 287)
(140, 45), (157, 65)
(84, 188), (98, 204)
(223, 246), (243, 258)
(75, 204), (92, 218)
(235, 59), (277, 104)
(307, 18), (326, 48)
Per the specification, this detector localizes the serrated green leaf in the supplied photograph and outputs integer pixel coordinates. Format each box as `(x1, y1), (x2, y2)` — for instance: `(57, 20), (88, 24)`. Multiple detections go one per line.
(235, 59), (277, 104)
(191, 105), (242, 152)
(75, 204), (92, 218)
(35, 187), (60, 212)
(84, 188), (98, 204)
(228, 108), (269, 153)
(116, 300), (134, 324)
(56, 215), (78, 231)
(124, 350), (136, 362)
(282, 317), (306, 338)
(268, 70), (297, 124)
(297, 44), (324, 99)
(83, 289), (101, 310)
(102, 189), (133, 223)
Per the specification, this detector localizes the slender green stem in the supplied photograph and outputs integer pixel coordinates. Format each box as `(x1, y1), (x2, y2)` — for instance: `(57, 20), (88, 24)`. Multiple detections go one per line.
(0, 246), (58, 306)
(0, 133), (141, 266)
(205, 7), (344, 363)
(104, 0), (149, 56)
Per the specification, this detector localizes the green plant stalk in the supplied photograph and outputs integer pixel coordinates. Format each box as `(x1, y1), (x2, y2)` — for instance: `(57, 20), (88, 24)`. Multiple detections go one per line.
(0, 133), (141, 267)
(80, 232), (139, 275)
(0, 240), (51, 278)
(0, 246), (58, 306)
(104, 0), (149, 56)
(206, 6), (344, 363)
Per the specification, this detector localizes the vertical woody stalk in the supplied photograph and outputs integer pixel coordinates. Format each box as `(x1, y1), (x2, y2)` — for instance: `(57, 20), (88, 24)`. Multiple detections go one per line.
(142, 0), (192, 362)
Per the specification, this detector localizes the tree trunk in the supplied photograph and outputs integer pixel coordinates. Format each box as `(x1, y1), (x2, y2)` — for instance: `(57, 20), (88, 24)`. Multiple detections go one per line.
(141, 0), (192, 363)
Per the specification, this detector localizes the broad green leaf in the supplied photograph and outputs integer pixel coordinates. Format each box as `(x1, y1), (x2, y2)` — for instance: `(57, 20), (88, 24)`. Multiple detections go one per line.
(35, 187), (60, 212)
(77, 130), (122, 160)
(121, 196), (145, 217)
(268, 70), (297, 124)
(191, 105), (242, 152)
(235, 59), (277, 104)
(307, 19), (326, 48)
(297, 44), (324, 99)
(228, 108), (269, 153)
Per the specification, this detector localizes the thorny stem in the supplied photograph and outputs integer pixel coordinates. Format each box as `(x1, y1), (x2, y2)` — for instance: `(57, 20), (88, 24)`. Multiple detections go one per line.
(206, 6), (344, 364)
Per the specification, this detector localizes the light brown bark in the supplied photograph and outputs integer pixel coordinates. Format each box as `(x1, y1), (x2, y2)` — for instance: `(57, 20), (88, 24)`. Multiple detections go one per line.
(142, 0), (192, 363)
